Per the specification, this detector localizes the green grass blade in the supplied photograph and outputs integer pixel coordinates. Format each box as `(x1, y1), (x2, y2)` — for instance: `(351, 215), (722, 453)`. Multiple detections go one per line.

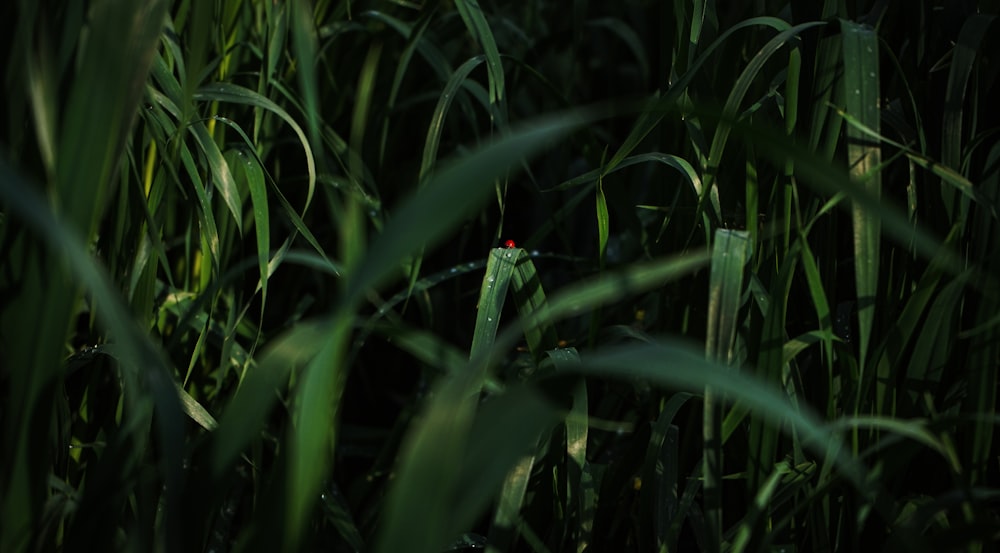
(420, 55), (487, 182)
(285, 313), (353, 551)
(703, 229), (751, 552)
(469, 246), (520, 366)
(453, 0), (506, 124)
(225, 148), (270, 306)
(509, 250), (559, 360)
(191, 122), (243, 236)
(840, 19), (882, 373)
(596, 177), (610, 269)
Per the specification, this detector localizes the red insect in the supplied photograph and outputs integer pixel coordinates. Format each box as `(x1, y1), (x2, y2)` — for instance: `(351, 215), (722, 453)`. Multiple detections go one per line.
(504, 239), (517, 249)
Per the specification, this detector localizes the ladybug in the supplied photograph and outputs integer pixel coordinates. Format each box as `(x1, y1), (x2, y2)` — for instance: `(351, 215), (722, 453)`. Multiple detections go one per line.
(504, 239), (516, 249)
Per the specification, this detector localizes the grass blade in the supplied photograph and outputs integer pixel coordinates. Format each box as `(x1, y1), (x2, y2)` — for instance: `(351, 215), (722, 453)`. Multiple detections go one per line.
(840, 19), (881, 374)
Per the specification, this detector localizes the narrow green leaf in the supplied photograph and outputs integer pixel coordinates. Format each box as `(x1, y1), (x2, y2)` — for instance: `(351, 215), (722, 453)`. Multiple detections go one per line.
(454, 0), (506, 124)
(420, 56), (487, 182)
(840, 19), (881, 371)
(469, 247), (520, 364)
(509, 252), (559, 361)
(704, 229), (751, 553)
(191, 122), (242, 236)
(229, 148), (269, 304)
(596, 178), (609, 269)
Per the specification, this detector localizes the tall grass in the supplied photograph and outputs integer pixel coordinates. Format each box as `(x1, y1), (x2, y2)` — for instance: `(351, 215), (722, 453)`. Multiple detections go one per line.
(2, 0), (999, 552)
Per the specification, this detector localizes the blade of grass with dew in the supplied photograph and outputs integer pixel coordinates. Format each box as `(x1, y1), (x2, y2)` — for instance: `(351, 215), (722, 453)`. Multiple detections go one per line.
(224, 148), (270, 307)
(284, 312), (353, 551)
(840, 19), (882, 377)
(703, 229), (751, 552)
(190, 121), (243, 236)
(469, 246), (519, 370)
(194, 82), (316, 210)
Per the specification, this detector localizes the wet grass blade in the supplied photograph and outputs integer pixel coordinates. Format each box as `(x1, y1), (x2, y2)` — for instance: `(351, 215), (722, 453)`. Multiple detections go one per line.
(840, 19), (881, 374)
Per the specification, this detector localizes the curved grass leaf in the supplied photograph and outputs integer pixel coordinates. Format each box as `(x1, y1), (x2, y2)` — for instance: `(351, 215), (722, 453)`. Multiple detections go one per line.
(194, 82), (317, 210)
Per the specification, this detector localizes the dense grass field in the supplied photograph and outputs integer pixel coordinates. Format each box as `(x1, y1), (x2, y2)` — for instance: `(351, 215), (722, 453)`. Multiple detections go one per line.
(3, 0), (1000, 551)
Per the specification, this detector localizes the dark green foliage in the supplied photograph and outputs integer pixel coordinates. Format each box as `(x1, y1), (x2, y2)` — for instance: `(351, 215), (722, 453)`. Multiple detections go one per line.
(2, 0), (1000, 552)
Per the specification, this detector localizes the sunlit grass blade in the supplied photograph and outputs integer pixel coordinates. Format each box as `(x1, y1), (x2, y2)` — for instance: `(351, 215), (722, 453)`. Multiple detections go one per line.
(224, 148), (270, 306)
(194, 82), (317, 210)
(841, 19), (881, 375)
(469, 246), (519, 366)
(191, 121), (243, 236)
